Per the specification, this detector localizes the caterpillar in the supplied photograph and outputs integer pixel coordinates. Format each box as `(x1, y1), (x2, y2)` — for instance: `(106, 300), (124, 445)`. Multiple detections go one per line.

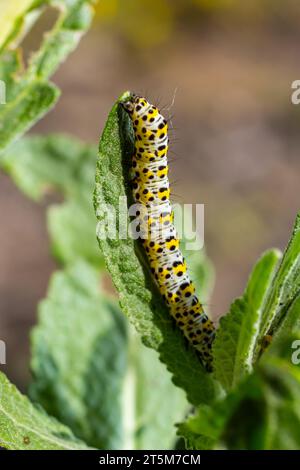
(122, 93), (215, 369)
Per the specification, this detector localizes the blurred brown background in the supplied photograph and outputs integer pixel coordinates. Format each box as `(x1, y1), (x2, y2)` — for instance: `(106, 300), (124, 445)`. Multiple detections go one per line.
(1, 0), (300, 389)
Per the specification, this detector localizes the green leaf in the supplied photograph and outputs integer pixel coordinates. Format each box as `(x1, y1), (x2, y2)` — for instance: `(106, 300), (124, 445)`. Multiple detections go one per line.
(124, 327), (187, 450)
(273, 293), (300, 340)
(29, 260), (188, 450)
(48, 199), (103, 267)
(0, 370), (91, 450)
(0, 50), (23, 96)
(2, 134), (103, 266)
(29, 260), (127, 450)
(1, 134), (98, 200)
(0, 81), (60, 154)
(255, 214), (300, 358)
(94, 93), (221, 406)
(178, 345), (300, 450)
(259, 354), (300, 450)
(25, 1), (95, 80)
(213, 249), (281, 391)
(0, 0), (43, 51)
(177, 397), (237, 450)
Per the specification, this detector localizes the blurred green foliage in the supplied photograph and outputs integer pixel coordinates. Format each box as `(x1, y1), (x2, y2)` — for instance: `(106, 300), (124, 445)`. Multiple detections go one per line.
(178, 327), (300, 450)
(0, 370), (91, 450)
(0, 0), (96, 156)
(2, 134), (103, 266)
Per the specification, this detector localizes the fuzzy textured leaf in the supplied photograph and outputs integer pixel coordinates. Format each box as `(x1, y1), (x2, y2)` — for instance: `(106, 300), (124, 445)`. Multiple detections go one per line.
(1, 134), (98, 199)
(48, 199), (103, 266)
(30, 261), (127, 450)
(254, 214), (300, 359)
(2, 134), (102, 266)
(0, 371), (91, 450)
(30, 261), (188, 450)
(179, 340), (300, 450)
(267, 293), (300, 355)
(213, 249), (281, 391)
(124, 327), (187, 450)
(0, 81), (60, 154)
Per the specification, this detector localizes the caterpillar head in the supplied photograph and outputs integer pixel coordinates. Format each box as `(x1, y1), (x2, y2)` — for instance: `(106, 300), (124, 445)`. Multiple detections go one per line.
(121, 93), (139, 113)
(122, 94), (149, 117)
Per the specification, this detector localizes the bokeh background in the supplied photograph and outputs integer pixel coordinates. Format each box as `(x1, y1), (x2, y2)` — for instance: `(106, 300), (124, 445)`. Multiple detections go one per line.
(1, 0), (300, 389)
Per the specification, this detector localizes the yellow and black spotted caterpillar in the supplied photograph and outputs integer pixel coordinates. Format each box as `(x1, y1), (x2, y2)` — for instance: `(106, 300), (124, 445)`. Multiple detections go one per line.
(122, 94), (215, 369)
